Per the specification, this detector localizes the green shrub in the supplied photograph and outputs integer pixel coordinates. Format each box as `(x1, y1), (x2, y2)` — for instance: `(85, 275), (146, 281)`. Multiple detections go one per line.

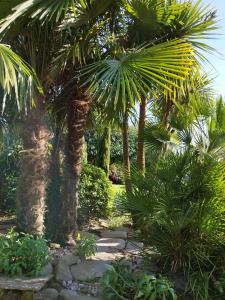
(101, 260), (177, 299)
(78, 164), (112, 224)
(85, 129), (137, 164)
(0, 229), (49, 276)
(75, 233), (97, 260)
(0, 143), (21, 211)
(123, 151), (225, 298)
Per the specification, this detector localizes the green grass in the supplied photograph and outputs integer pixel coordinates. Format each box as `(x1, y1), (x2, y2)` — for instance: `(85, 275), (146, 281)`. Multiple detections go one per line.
(111, 184), (125, 199)
(108, 184), (131, 229)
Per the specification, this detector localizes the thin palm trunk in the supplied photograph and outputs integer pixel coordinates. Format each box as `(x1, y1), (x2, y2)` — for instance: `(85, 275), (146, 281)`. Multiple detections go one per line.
(137, 96), (146, 173)
(17, 97), (49, 235)
(61, 87), (90, 244)
(122, 111), (131, 193)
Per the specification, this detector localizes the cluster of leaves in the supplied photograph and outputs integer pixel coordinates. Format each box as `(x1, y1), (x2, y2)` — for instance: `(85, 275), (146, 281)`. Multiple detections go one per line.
(0, 229), (49, 276)
(123, 150), (225, 299)
(85, 129), (137, 164)
(0, 142), (21, 211)
(78, 164), (113, 225)
(75, 233), (97, 260)
(101, 260), (177, 300)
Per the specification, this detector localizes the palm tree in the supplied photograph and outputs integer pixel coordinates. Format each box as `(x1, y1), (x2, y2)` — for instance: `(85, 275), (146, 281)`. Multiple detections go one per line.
(0, 5), (62, 235)
(123, 0), (218, 173)
(0, 0), (217, 241)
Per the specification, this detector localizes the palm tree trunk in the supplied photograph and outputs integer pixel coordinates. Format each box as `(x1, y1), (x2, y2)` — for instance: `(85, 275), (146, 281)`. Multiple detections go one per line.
(46, 125), (62, 241)
(17, 97), (49, 236)
(61, 87), (90, 244)
(97, 127), (111, 176)
(137, 97), (146, 173)
(122, 111), (131, 193)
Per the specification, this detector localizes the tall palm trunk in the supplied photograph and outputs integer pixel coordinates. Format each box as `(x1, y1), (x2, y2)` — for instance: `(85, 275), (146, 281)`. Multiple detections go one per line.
(137, 97), (146, 173)
(17, 97), (49, 235)
(61, 87), (90, 244)
(46, 125), (62, 241)
(122, 111), (131, 194)
(97, 127), (111, 176)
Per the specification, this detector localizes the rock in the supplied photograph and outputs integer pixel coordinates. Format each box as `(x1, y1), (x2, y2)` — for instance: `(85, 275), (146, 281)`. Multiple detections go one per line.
(92, 252), (123, 263)
(48, 281), (63, 292)
(34, 288), (58, 300)
(59, 289), (77, 300)
(116, 226), (131, 232)
(100, 230), (127, 239)
(55, 261), (73, 282)
(71, 261), (112, 281)
(98, 219), (108, 228)
(20, 291), (33, 300)
(0, 276), (52, 292)
(126, 241), (144, 251)
(1, 291), (19, 300)
(61, 254), (80, 266)
(50, 243), (61, 249)
(96, 238), (126, 252)
(40, 263), (53, 277)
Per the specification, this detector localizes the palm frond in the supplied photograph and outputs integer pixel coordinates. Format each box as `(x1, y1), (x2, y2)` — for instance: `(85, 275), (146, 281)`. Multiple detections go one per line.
(81, 39), (195, 111)
(0, 43), (40, 98)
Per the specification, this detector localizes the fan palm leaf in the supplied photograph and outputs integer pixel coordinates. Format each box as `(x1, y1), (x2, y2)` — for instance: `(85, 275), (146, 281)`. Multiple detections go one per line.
(82, 39), (195, 110)
(0, 43), (40, 96)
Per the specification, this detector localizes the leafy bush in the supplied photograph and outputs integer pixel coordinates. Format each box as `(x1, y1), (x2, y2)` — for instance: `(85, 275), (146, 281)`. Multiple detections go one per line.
(75, 233), (97, 260)
(0, 229), (49, 276)
(101, 260), (177, 299)
(0, 143), (21, 211)
(123, 151), (225, 298)
(78, 164), (113, 224)
(85, 129), (137, 164)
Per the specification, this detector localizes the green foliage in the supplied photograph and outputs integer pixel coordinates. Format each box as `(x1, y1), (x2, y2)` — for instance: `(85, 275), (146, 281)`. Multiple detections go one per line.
(75, 233), (97, 260)
(101, 260), (177, 300)
(213, 270), (225, 297)
(78, 164), (112, 224)
(86, 129), (137, 164)
(123, 150), (225, 298)
(0, 229), (49, 276)
(0, 142), (21, 211)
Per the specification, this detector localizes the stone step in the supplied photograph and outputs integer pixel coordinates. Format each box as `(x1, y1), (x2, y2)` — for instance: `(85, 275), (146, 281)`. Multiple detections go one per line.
(0, 275), (52, 292)
(96, 238), (126, 252)
(100, 230), (127, 239)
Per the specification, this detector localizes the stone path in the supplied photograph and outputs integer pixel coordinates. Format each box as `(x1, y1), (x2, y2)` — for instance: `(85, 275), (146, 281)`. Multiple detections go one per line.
(0, 226), (143, 300)
(36, 227), (144, 300)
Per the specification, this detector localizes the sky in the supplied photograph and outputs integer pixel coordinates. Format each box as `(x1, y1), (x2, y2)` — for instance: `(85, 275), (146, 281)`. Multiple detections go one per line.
(202, 0), (225, 95)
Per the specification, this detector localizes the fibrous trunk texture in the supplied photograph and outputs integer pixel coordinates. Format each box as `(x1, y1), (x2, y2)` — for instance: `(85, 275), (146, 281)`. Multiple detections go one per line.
(97, 127), (111, 176)
(137, 97), (146, 173)
(61, 87), (90, 244)
(17, 97), (49, 236)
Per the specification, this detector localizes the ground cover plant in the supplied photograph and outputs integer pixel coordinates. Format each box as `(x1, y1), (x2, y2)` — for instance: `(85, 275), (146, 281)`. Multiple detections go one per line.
(0, 229), (49, 276)
(101, 260), (177, 300)
(75, 233), (97, 260)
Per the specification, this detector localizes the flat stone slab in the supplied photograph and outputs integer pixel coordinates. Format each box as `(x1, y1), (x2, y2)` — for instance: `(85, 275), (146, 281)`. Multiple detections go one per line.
(100, 230), (127, 239)
(0, 275), (52, 291)
(71, 261), (112, 281)
(96, 238), (126, 252)
(92, 252), (123, 263)
(126, 241), (144, 252)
